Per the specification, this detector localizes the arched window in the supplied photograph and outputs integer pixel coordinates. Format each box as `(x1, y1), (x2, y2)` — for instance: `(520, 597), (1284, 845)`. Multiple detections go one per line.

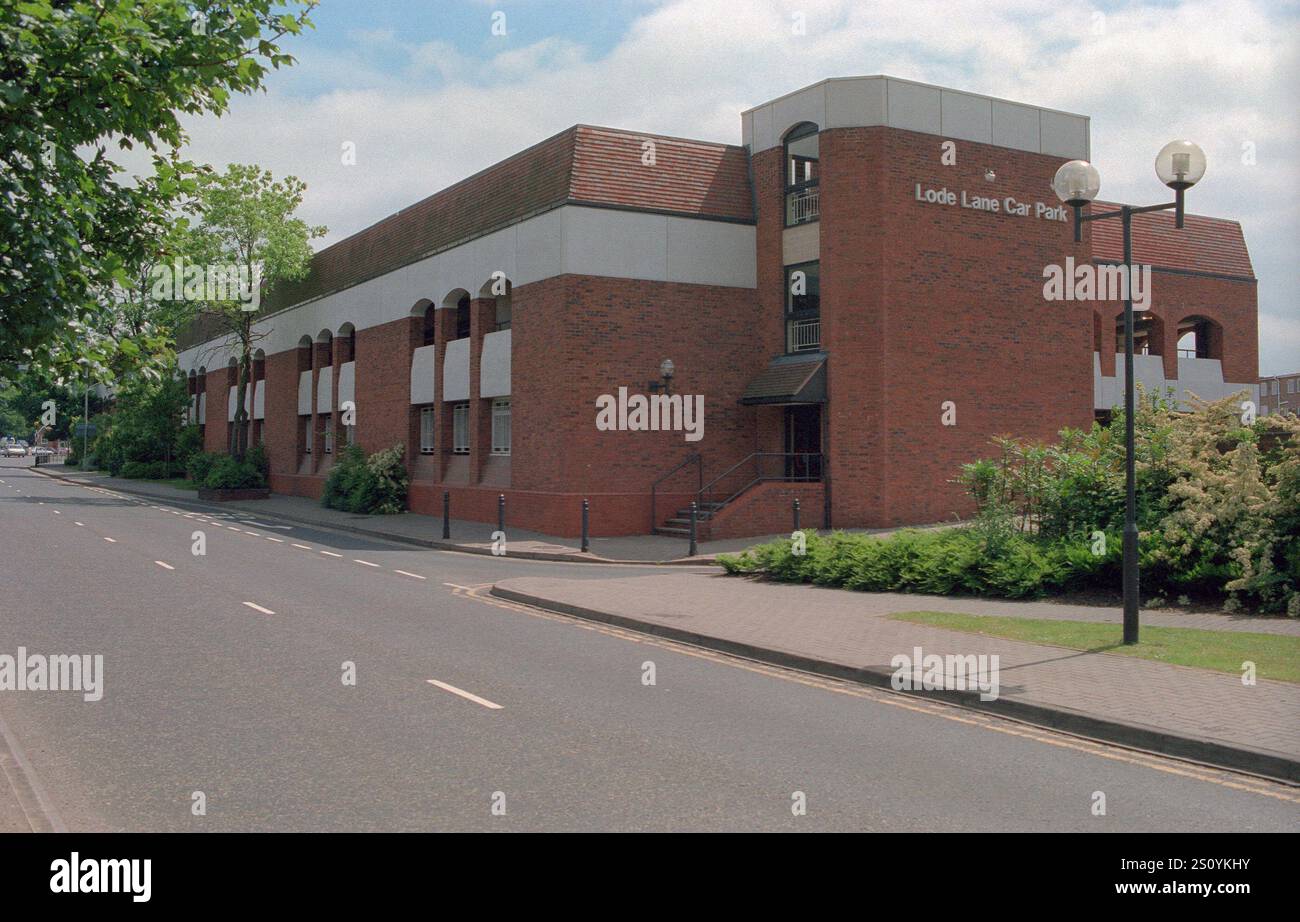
(455, 293), (471, 340)
(1176, 315), (1222, 360)
(337, 323), (356, 363)
(422, 304), (436, 346)
(784, 122), (820, 226)
(1117, 311), (1164, 356)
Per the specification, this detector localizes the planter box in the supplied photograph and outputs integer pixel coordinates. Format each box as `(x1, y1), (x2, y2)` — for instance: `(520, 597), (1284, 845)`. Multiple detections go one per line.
(197, 487), (271, 502)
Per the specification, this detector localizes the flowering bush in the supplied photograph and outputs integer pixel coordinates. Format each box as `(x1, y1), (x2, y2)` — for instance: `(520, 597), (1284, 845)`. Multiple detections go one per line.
(723, 390), (1299, 615)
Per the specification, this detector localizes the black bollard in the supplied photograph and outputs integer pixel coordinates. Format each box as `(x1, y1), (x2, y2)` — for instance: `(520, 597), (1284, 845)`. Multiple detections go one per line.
(688, 501), (698, 557)
(498, 493), (505, 533)
(581, 498), (590, 553)
(793, 497), (801, 532)
(442, 491), (451, 539)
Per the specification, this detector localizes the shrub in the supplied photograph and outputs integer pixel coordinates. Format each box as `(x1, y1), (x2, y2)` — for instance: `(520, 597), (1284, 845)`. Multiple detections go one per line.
(120, 460), (150, 479)
(186, 451), (220, 485)
(365, 443), (408, 515)
(203, 455), (264, 491)
(245, 443), (269, 480)
(725, 393), (1299, 614)
(322, 445), (367, 511)
(321, 443), (408, 515)
(176, 424), (203, 465)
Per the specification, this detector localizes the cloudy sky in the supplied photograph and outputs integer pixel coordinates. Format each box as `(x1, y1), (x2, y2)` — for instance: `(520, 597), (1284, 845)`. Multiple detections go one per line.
(158, 0), (1298, 373)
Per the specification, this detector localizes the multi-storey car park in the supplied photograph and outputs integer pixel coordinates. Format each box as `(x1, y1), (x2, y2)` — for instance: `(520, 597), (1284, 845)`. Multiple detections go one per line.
(176, 76), (1258, 539)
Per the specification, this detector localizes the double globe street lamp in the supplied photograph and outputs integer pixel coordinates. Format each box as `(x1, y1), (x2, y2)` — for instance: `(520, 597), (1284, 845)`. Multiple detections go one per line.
(1051, 140), (1207, 644)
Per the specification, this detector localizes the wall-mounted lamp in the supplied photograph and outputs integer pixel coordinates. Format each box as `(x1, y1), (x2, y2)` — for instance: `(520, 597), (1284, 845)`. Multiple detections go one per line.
(983, 168), (996, 182)
(648, 358), (675, 395)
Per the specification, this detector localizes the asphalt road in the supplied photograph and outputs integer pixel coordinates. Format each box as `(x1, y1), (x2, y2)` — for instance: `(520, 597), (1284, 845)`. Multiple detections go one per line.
(1, 459), (1296, 831)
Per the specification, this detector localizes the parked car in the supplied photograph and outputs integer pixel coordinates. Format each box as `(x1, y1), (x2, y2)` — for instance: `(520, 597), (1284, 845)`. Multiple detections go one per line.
(2, 440), (27, 457)
(31, 446), (54, 458)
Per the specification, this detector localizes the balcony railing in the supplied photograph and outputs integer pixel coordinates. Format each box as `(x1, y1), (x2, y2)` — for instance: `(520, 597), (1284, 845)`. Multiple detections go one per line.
(785, 186), (820, 225)
(786, 316), (821, 353)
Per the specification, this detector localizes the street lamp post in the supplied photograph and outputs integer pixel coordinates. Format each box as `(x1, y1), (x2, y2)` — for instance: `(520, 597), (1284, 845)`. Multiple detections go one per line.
(1051, 140), (1207, 645)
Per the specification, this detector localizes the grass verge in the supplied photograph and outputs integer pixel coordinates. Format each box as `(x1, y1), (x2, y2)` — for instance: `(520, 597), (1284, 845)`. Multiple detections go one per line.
(891, 611), (1300, 683)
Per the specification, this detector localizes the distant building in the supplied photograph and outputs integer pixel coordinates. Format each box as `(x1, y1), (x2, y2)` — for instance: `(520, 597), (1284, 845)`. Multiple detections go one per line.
(1260, 372), (1300, 416)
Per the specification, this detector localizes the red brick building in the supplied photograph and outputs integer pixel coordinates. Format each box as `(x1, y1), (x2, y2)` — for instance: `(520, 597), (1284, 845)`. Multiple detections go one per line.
(177, 77), (1258, 539)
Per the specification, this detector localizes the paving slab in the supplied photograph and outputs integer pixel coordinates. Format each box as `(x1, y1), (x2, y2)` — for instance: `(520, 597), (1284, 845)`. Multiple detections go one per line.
(492, 571), (1300, 782)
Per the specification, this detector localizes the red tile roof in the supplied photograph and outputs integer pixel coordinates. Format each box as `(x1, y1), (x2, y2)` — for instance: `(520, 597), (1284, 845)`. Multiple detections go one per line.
(569, 126), (753, 220)
(1090, 201), (1255, 280)
(177, 126), (754, 348)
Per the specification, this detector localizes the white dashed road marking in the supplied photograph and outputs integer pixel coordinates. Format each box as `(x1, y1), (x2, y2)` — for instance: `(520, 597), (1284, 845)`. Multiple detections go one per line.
(242, 602), (275, 615)
(155, 561), (174, 570)
(393, 570), (426, 580)
(353, 559), (380, 568)
(320, 551), (343, 558)
(426, 680), (503, 710)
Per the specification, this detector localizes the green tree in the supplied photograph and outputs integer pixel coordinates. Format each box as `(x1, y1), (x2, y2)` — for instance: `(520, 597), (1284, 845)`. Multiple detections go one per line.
(0, 0), (317, 376)
(185, 163), (324, 458)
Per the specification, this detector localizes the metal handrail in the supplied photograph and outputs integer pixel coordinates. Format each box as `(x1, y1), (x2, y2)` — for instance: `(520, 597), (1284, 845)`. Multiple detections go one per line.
(697, 452), (824, 510)
(650, 452), (702, 531)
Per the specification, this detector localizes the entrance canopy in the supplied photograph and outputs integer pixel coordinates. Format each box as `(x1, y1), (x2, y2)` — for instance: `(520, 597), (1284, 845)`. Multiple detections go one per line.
(740, 353), (826, 405)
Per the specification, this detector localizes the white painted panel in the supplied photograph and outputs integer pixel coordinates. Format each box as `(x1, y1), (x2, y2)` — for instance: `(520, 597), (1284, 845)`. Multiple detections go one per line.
(189, 395), (198, 425)
(198, 392), (206, 425)
(253, 380), (265, 420)
(751, 104), (774, 153)
(480, 329), (511, 398)
(410, 345), (437, 404)
(772, 84), (827, 140)
(515, 209), (562, 286)
(940, 91), (992, 144)
(1040, 111), (1089, 159)
(666, 217), (757, 288)
(298, 370), (312, 415)
(782, 222), (819, 266)
(826, 77), (886, 130)
(316, 366), (333, 413)
(1098, 353), (1256, 411)
(442, 338), (470, 402)
(563, 208), (667, 282)
(992, 100), (1040, 153)
(338, 361), (356, 408)
(887, 80), (942, 135)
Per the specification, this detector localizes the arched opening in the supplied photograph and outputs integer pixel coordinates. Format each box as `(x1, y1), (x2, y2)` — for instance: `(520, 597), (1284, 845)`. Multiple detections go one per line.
(1116, 310), (1164, 356)
(334, 325), (356, 450)
(784, 122), (820, 226)
(226, 358), (242, 453)
(314, 330), (334, 459)
(296, 337), (312, 466)
(1176, 315), (1222, 360)
(196, 366), (207, 441)
(448, 292), (471, 340)
(336, 322), (356, 364)
(251, 349), (266, 447)
(477, 277), (512, 332)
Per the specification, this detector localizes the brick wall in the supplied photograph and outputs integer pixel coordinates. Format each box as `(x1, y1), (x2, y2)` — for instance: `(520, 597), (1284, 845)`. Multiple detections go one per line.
(706, 481), (825, 541)
(820, 126), (1095, 528)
